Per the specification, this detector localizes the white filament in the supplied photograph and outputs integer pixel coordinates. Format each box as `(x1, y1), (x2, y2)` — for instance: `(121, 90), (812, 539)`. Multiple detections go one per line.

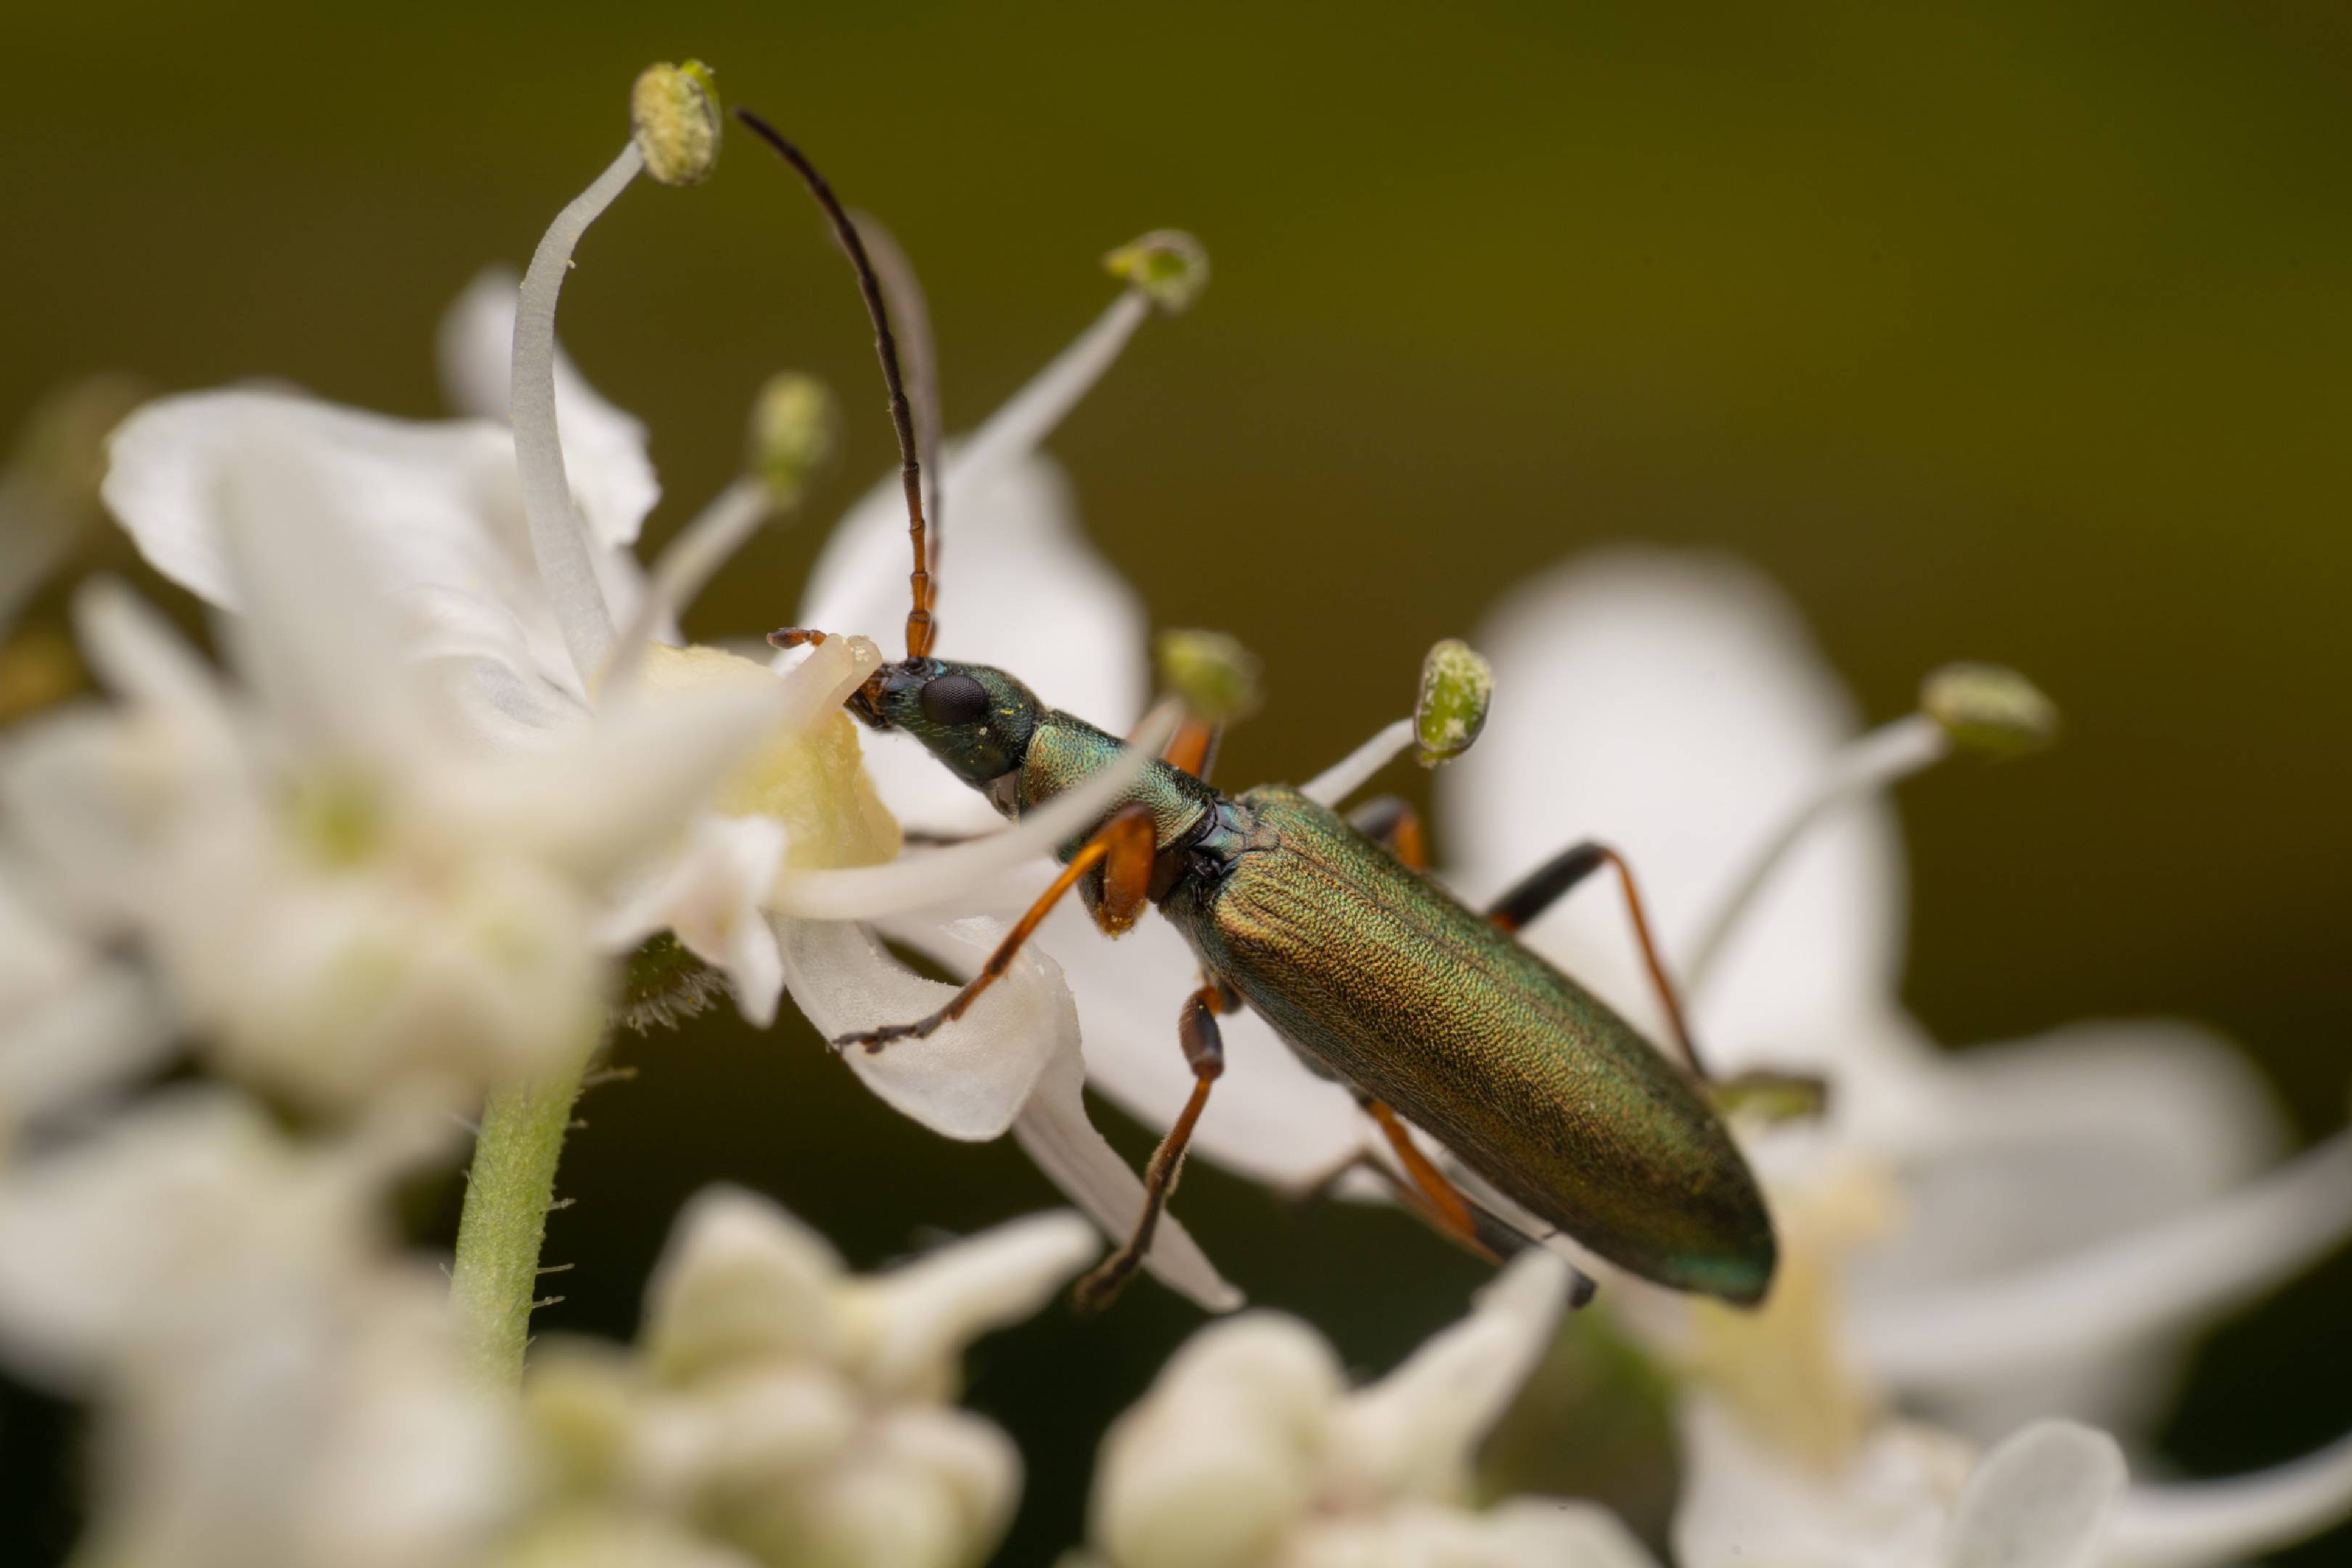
(949, 290), (1151, 491)
(512, 142), (641, 685)
(600, 475), (772, 701)
(1683, 712), (1948, 993)
(1300, 719), (1415, 809)
(766, 701), (1181, 920)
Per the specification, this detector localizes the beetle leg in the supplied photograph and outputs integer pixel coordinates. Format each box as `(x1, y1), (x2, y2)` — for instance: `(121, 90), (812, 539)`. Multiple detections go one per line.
(1283, 1114), (1535, 1265)
(1348, 795), (1431, 871)
(1485, 839), (1712, 1082)
(834, 803), (1158, 1053)
(1159, 716), (1223, 783)
(1074, 979), (1233, 1312)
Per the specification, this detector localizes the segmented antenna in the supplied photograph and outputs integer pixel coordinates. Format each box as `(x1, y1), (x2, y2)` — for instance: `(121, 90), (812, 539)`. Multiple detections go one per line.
(735, 106), (935, 660)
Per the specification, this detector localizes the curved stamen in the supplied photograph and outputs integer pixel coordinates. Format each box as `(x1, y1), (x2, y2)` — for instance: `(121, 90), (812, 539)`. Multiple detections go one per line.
(952, 290), (1152, 491)
(1301, 719), (1416, 809)
(766, 701), (1180, 920)
(512, 144), (641, 686)
(598, 475), (773, 701)
(1683, 713), (1948, 993)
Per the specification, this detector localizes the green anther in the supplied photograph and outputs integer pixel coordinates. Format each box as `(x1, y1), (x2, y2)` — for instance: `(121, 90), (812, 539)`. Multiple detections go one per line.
(632, 60), (722, 186)
(1920, 662), (2060, 759)
(746, 372), (838, 506)
(1156, 628), (1262, 723)
(1416, 637), (1493, 767)
(1104, 229), (1210, 314)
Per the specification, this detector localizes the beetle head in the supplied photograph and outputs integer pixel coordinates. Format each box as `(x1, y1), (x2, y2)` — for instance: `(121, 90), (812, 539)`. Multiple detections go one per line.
(849, 657), (1045, 793)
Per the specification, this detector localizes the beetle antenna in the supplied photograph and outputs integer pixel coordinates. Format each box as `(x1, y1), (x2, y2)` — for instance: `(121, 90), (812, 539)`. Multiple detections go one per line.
(735, 105), (935, 661)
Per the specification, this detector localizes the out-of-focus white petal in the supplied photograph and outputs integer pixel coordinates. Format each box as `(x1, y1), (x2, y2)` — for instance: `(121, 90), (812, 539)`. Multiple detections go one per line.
(642, 1185), (845, 1386)
(0, 1090), (381, 1385)
(841, 1211), (1098, 1401)
(1287, 1500), (1663, 1568)
(1673, 1399), (1974, 1568)
(475, 672), (802, 889)
(769, 915), (1066, 1143)
(436, 267), (662, 551)
(798, 451), (1146, 837)
(785, 1405), (1021, 1568)
(1847, 1020), (2290, 1438)
(2105, 1426), (2352, 1568)
(0, 877), (172, 1132)
(1937, 1420), (2123, 1568)
(1034, 896), (1371, 1185)
(1092, 1314), (1344, 1568)
(103, 388), (653, 727)
(1852, 1127), (2352, 1402)
(1439, 549), (1907, 1082)
(598, 813), (788, 1026)
(1325, 1251), (1574, 1507)
(71, 579), (241, 764)
(1011, 1032), (1243, 1311)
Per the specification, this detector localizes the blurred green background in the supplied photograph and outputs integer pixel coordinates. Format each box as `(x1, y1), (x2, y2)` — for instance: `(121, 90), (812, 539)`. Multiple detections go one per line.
(5, 1), (2351, 1562)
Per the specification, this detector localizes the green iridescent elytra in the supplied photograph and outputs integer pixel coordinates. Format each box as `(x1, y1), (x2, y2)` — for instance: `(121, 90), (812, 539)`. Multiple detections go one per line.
(850, 656), (1777, 1306)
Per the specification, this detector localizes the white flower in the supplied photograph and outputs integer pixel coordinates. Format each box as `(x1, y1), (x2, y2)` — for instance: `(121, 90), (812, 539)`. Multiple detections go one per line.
(93, 256), (1241, 1306)
(3, 425), (795, 1108)
(0, 1091), (518, 1568)
(1079, 1249), (1647, 1568)
(518, 1185), (1097, 1568)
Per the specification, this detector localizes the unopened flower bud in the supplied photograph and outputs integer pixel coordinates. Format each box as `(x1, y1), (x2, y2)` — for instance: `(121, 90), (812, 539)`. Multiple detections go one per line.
(1921, 662), (2059, 758)
(1105, 229), (1210, 314)
(1156, 629), (1262, 724)
(747, 372), (838, 506)
(631, 61), (722, 187)
(1416, 638), (1493, 767)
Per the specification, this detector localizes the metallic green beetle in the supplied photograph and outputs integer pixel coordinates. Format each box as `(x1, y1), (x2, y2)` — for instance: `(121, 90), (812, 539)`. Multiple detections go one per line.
(740, 105), (1776, 1312)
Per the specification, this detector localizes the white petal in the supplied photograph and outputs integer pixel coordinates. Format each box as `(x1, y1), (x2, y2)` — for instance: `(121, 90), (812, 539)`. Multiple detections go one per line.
(105, 389), (589, 711)
(843, 1210), (1098, 1400)
(1847, 1018), (2287, 1437)
(2105, 1426), (2352, 1568)
(642, 1185), (845, 1384)
(0, 1090), (375, 1385)
(0, 877), (173, 1132)
(798, 449), (1147, 837)
(1012, 1033), (1243, 1311)
(769, 915), (1067, 1143)
(1092, 1313), (1342, 1568)
(1325, 1251), (1575, 1506)
(1289, 1500), (1664, 1568)
(1852, 1127), (2352, 1405)
(70, 578), (241, 762)
(474, 662), (815, 889)
(1939, 1420), (2123, 1568)
(1437, 549), (1905, 1079)
(597, 813), (789, 1026)
(436, 266), (661, 550)
(1673, 1399), (1975, 1568)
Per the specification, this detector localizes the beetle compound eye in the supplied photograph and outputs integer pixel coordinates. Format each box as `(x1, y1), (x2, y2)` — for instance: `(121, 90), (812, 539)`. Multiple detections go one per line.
(919, 673), (992, 726)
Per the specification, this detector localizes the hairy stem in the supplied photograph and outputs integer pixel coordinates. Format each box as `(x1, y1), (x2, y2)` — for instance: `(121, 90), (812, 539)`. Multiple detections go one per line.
(449, 1034), (598, 1387)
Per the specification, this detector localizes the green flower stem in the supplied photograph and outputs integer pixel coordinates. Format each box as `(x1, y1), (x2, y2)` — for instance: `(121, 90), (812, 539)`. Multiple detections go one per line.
(449, 1033), (598, 1387)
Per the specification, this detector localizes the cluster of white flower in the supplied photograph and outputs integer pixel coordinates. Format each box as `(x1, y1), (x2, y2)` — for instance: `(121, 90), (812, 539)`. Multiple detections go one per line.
(0, 57), (2347, 1568)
